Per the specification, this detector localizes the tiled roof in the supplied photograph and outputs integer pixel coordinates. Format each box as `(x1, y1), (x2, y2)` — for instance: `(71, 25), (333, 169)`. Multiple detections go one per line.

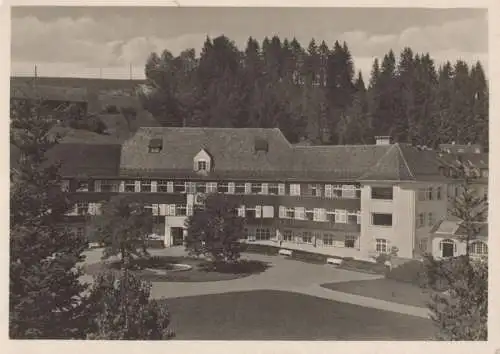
(45, 143), (122, 177)
(30, 127), (465, 182)
(292, 145), (391, 180)
(120, 127), (294, 173)
(431, 218), (488, 239)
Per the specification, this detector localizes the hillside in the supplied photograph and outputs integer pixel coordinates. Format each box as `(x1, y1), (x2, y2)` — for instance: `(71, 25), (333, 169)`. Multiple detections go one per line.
(11, 76), (146, 93)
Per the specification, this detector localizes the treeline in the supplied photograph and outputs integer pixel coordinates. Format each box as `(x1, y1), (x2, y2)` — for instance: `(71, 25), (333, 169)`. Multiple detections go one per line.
(139, 35), (488, 148)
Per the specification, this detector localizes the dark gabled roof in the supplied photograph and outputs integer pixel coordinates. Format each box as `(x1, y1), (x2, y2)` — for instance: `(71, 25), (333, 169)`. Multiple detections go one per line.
(292, 145), (391, 180)
(120, 127), (294, 173)
(357, 144), (446, 182)
(431, 218), (488, 239)
(45, 143), (122, 177)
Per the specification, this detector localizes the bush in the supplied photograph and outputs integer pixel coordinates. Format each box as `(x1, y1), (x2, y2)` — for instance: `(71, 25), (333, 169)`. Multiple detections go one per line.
(385, 259), (428, 287)
(198, 259), (270, 274)
(240, 243), (280, 255)
(375, 253), (391, 264)
(340, 259), (387, 274)
(289, 249), (328, 264)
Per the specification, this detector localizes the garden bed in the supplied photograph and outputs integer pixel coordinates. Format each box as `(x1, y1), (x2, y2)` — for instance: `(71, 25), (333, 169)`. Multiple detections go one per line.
(85, 255), (270, 283)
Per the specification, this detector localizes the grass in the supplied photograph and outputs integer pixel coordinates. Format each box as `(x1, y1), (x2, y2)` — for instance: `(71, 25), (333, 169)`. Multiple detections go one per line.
(321, 278), (431, 308)
(84, 256), (271, 283)
(162, 290), (436, 340)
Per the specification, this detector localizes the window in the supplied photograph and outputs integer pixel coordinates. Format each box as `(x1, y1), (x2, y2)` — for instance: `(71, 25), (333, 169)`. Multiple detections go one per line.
(347, 210), (359, 225)
(140, 180), (152, 193)
(101, 180), (119, 192)
(419, 238), (428, 252)
(75, 227), (85, 239)
(268, 183), (279, 195)
(262, 206), (274, 218)
(256, 228), (271, 241)
(306, 184), (321, 197)
(76, 181), (89, 192)
(428, 212), (435, 227)
(186, 182), (196, 194)
(175, 205), (187, 216)
(372, 213), (392, 226)
(302, 232), (313, 244)
(197, 182), (207, 194)
(76, 202), (89, 215)
(157, 180), (170, 193)
(251, 183), (262, 194)
(197, 160), (207, 171)
(218, 182), (230, 193)
(283, 230), (293, 242)
(436, 186), (442, 200)
(332, 185), (343, 198)
(148, 138), (162, 153)
(235, 183), (246, 194)
(335, 209), (347, 224)
(305, 208), (314, 221)
(323, 234), (334, 246)
(470, 242), (488, 256)
(246, 228), (256, 241)
(342, 185), (357, 199)
(484, 186), (488, 200)
(418, 213), (425, 228)
(376, 239), (388, 253)
(289, 184), (301, 196)
(440, 239), (456, 258)
(285, 207), (295, 218)
(174, 182), (186, 193)
(124, 180), (135, 193)
(345, 235), (357, 248)
(206, 182), (217, 193)
(427, 187), (433, 200)
(245, 207), (257, 219)
(326, 209), (336, 223)
(371, 187), (393, 200)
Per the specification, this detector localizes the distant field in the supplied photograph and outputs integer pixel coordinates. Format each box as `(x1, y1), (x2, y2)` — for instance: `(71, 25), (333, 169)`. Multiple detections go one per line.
(10, 76), (146, 92)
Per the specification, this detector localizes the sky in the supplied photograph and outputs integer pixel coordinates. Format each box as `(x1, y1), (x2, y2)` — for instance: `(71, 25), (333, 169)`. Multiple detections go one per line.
(10, 7), (488, 81)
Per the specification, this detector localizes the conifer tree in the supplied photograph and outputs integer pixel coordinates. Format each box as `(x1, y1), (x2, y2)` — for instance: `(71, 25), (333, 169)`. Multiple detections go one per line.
(10, 100), (89, 339)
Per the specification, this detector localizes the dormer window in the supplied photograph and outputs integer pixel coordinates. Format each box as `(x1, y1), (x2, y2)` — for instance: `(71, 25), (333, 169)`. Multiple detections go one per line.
(148, 138), (162, 153)
(194, 149), (212, 173)
(198, 160), (207, 171)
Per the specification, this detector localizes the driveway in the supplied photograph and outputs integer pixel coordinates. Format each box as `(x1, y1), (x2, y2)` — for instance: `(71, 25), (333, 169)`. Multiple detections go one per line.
(81, 247), (430, 319)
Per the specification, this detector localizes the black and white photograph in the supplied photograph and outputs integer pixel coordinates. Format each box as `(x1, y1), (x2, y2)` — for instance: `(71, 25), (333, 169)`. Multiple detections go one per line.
(8, 4), (490, 342)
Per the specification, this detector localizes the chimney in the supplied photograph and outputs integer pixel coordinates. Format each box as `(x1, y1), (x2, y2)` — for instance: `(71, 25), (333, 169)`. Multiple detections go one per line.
(375, 136), (392, 145)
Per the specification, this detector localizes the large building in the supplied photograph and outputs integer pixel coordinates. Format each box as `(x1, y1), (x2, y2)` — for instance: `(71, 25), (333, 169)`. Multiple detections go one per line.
(21, 127), (488, 262)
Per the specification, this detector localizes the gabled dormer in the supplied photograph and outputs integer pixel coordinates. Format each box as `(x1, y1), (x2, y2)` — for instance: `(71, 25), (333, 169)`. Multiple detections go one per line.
(194, 149), (212, 174)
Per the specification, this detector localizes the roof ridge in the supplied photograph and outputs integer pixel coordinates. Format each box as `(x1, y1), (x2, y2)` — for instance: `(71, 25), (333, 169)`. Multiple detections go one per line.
(395, 143), (415, 179)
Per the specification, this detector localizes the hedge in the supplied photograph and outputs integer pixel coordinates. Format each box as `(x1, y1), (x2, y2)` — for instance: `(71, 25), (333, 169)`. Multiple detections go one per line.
(385, 259), (428, 287)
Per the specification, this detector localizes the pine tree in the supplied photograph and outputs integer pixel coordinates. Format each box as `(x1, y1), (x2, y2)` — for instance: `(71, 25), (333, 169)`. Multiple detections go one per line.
(425, 160), (488, 340)
(10, 100), (89, 338)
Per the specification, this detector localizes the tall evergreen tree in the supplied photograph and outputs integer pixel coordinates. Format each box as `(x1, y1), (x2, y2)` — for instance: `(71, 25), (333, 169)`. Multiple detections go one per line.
(10, 100), (89, 338)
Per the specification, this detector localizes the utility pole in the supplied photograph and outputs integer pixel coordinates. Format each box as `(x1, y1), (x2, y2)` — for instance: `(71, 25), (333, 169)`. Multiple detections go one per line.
(129, 63), (132, 81)
(34, 64), (38, 91)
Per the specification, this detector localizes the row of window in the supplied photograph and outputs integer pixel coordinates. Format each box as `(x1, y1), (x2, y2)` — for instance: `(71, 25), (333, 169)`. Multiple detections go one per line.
(65, 179), (361, 199)
(418, 186), (443, 201)
(439, 239), (488, 257)
(244, 228), (359, 248)
(417, 212), (436, 228)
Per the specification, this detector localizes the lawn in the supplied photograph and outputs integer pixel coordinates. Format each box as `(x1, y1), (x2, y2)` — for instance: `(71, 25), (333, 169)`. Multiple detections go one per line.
(162, 290), (436, 340)
(321, 278), (431, 308)
(84, 256), (270, 283)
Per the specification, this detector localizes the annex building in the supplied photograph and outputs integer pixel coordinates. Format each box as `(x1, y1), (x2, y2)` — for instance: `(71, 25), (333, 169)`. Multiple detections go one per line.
(32, 127), (488, 261)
